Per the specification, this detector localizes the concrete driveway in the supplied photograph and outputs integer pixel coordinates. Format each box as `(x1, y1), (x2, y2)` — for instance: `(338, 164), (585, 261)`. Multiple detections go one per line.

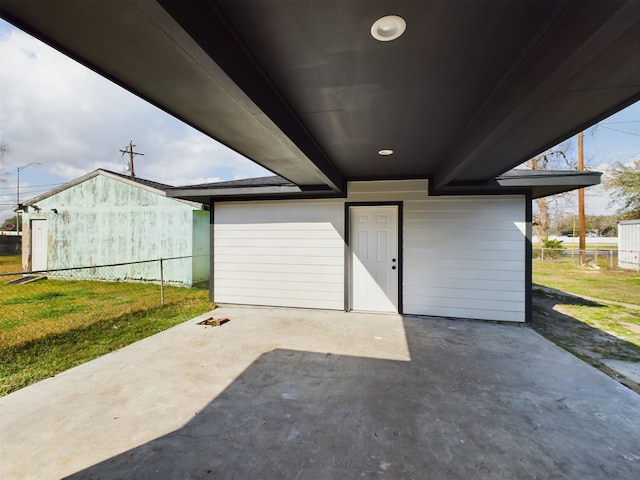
(1, 306), (639, 479)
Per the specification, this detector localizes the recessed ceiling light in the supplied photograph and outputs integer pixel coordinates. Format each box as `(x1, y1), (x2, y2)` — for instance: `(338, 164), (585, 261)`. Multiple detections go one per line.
(378, 149), (394, 156)
(371, 15), (406, 42)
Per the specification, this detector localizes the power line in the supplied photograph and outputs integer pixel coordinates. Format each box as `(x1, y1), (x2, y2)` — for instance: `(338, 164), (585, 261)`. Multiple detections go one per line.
(0, 188), (62, 196)
(4, 189), (55, 198)
(0, 182), (65, 192)
(600, 125), (640, 137)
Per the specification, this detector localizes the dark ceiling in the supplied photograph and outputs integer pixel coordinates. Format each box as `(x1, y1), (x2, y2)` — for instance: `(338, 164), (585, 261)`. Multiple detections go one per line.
(1, 0), (638, 194)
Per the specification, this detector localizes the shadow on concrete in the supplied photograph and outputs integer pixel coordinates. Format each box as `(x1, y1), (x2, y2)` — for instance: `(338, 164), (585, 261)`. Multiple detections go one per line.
(66, 317), (640, 480)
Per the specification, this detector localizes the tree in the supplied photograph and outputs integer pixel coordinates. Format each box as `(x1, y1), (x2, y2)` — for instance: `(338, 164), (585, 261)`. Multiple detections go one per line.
(554, 213), (620, 237)
(1, 216), (17, 231)
(605, 157), (640, 220)
(527, 145), (574, 240)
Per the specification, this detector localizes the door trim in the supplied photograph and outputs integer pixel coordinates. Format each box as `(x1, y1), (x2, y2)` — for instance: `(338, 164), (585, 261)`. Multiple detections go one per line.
(344, 202), (403, 314)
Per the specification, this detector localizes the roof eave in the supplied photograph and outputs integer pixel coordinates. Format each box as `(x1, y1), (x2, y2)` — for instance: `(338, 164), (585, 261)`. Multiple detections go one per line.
(440, 171), (602, 199)
(167, 184), (344, 203)
(21, 169), (208, 210)
(496, 171), (602, 198)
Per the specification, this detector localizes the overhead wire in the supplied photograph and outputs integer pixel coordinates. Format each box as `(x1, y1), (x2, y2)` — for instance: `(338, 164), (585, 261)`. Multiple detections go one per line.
(599, 125), (640, 137)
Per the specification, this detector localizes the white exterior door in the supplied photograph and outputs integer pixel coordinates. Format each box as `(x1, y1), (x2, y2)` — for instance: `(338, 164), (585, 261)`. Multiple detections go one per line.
(31, 219), (48, 272)
(350, 206), (399, 313)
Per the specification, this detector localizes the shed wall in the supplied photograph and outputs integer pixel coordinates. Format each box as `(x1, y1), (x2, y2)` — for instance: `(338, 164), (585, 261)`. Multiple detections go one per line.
(618, 220), (640, 271)
(192, 210), (211, 284)
(213, 180), (527, 322)
(23, 175), (204, 285)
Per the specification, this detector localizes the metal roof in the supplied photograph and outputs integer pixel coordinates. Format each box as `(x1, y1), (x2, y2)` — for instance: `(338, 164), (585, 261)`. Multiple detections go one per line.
(20, 169), (208, 210)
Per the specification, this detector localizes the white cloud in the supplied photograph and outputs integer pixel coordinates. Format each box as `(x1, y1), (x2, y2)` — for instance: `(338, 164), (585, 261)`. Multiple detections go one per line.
(0, 23), (269, 220)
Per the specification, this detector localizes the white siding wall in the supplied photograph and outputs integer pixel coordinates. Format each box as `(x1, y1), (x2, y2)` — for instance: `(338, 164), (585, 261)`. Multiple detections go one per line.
(348, 181), (526, 321)
(213, 201), (345, 309)
(403, 196), (526, 322)
(213, 181), (527, 322)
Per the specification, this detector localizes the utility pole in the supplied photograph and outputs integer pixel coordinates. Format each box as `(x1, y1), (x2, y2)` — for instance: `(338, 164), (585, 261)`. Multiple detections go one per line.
(119, 141), (144, 177)
(16, 162), (41, 234)
(578, 131), (586, 265)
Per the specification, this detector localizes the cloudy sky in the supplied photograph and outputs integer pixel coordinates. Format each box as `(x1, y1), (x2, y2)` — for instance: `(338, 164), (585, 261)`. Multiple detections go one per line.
(0, 18), (638, 222)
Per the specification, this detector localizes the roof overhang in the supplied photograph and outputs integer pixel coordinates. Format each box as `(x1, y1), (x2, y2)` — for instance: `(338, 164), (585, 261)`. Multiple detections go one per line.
(167, 177), (342, 203)
(1, 1), (637, 194)
(166, 170), (601, 204)
(440, 170), (602, 199)
(496, 170), (602, 199)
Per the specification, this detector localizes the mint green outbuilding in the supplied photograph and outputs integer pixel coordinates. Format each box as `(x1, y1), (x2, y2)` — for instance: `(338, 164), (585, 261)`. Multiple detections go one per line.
(20, 169), (209, 287)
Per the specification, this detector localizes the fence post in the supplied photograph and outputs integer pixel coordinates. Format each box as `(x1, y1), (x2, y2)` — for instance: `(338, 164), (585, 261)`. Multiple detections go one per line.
(541, 248), (544, 261)
(609, 249), (613, 269)
(594, 249), (598, 267)
(160, 258), (165, 306)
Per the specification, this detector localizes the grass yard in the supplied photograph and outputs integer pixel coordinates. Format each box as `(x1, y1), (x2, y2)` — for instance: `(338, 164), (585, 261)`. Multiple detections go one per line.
(533, 260), (640, 305)
(0, 254), (22, 281)
(1, 254), (213, 396)
(533, 260), (640, 354)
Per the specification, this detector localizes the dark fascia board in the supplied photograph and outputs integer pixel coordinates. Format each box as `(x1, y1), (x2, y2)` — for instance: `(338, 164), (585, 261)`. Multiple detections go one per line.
(168, 170), (601, 203)
(168, 184), (301, 199)
(441, 170), (602, 199)
(496, 170), (602, 199)
(167, 183), (344, 203)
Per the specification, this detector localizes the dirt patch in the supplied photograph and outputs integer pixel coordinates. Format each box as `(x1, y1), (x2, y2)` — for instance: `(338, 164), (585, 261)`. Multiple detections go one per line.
(620, 321), (640, 335)
(531, 289), (640, 394)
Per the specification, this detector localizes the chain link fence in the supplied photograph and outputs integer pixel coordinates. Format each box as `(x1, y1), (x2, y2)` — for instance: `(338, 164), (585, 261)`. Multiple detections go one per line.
(0, 255), (211, 331)
(1, 254), (213, 396)
(533, 248), (639, 271)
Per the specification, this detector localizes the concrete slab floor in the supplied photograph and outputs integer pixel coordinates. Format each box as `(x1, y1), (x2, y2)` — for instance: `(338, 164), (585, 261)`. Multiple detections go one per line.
(603, 359), (640, 385)
(1, 306), (639, 479)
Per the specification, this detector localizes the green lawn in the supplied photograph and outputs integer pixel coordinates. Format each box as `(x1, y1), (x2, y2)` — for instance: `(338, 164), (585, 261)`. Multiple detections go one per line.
(533, 260), (640, 352)
(0, 254), (20, 271)
(1, 254), (213, 396)
(533, 260), (640, 305)
(0, 254), (21, 281)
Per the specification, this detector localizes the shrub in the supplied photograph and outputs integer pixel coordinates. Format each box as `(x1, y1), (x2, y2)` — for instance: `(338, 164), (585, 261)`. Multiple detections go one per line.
(542, 238), (564, 249)
(541, 238), (565, 259)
